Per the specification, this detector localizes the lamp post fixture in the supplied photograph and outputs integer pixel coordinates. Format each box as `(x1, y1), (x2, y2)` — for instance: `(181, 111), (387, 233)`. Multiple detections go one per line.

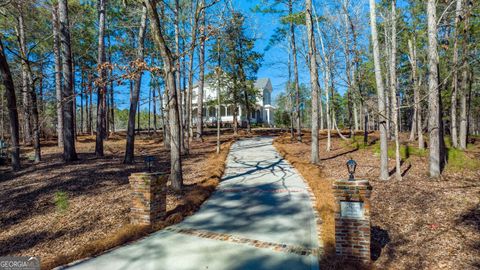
(346, 159), (357, 181)
(144, 156), (156, 172)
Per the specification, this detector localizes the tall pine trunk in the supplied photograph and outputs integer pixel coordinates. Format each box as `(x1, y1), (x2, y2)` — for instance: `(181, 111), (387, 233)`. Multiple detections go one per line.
(369, 0), (389, 180)
(124, 5), (147, 164)
(389, 0), (401, 180)
(196, 2), (206, 139)
(314, 7), (332, 151)
(95, 0), (107, 157)
(17, 8), (41, 162)
(52, 6), (64, 147)
(16, 7), (31, 146)
(58, 0), (77, 161)
(146, 0), (183, 191)
(408, 38), (424, 149)
(450, 0), (463, 148)
(459, 1), (470, 150)
(108, 35), (115, 135)
(186, 1), (201, 146)
(174, 0), (185, 154)
(306, 0), (319, 164)
(289, 0), (301, 142)
(0, 38), (21, 170)
(427, 0), (443, 177)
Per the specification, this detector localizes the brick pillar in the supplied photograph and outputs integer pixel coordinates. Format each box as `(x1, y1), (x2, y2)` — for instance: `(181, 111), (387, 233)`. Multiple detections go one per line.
(129, 172), (167, 225)
(333, 179), (372, 263)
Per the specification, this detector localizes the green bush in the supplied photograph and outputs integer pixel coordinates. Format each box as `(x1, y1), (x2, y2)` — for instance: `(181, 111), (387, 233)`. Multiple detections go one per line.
(446, 147), (480, 171)
(54, 191), (69, 213)
(372, 142), (426, 160)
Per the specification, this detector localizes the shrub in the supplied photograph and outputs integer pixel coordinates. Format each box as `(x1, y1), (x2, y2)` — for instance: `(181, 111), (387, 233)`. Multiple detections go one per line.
(446, 147), (480, 171)
(54, 191), (69, 213)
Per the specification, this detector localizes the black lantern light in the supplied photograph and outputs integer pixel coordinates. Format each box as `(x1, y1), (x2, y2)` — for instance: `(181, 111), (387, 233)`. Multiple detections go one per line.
(346, 159), (357, 181)
(144, 156), (156, 172)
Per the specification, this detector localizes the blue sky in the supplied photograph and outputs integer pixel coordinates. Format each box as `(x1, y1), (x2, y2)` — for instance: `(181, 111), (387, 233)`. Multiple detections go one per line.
(114, 0), (311, 111)
(233, 0), (311, 99)
(113, 0), (388, 111)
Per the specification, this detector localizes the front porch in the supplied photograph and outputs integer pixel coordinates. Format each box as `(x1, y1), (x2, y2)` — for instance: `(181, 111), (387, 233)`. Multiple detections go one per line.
(192, 104), (273, 127)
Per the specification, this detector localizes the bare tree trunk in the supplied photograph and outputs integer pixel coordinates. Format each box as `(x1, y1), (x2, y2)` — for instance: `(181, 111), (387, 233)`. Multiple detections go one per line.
(86, 78), (90, 134)
(0, 85), (4, 140)
(137, 99), (140, 134)
(173, 0), (185, 154)
(450, 0), (463, 148)
(26, 66), (41, 162)
(408, 38), (424, 149)
(80, 68), (84, 134)
(314, 6), (331, 151)
(52, 6), (63, 147)
(146, 0), (183, 191)
(353, 101), (359, 131)
(363, 104), (368, 145)
(341, 1), (354, 138)
(124, 5), (147, 164)
(427, 0), (443, 177)
(306, 0), (319, 164)
(459, 1), (470, 150)
(158, 79), (170, 149)
(89, 79), (93, 135)
(95, 0), (107, 157)
(389, 0), (401, 180)
(15, 8), (31, 146)
(383, 22), (391, 142)
(186, 1), (201, 147)
(58, 0), (77, 161)
(17, 7), (41, 162)
(196, 2), (206, 139)
(0, 37), (21, 170)
(152, 75), (157, 133)
(369, 0), (389, 180)
(289, 0), (301, 142)
(216, 37), (221, 154)
(148, 82), (152, 134)
(287, 48), (294, 140)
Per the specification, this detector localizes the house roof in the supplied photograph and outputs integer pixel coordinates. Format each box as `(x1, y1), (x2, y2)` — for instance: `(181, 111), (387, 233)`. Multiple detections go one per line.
(253, 78), (270, 89)
(193, 78), (271, 90)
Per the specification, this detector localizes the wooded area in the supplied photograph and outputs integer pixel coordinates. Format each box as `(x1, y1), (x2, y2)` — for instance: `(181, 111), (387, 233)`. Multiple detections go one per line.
(0, 0), (479, 268)
(0, 0), (478, 181)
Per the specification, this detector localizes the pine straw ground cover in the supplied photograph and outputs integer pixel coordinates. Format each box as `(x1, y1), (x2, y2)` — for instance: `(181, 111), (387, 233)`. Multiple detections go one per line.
(0, 131), (234, 269)
(274, 132), (480, 270)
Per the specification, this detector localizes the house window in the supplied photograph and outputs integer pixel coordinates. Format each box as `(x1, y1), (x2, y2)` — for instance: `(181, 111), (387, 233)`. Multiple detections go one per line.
(209, 107), (216, 116)
(227, 105), (234, 116)
(263, 90), (271, 105)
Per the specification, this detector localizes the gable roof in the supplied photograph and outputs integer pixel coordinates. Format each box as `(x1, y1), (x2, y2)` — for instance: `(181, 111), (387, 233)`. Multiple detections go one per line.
(193, 78), (272, 90)
(254, 78), (270, 89)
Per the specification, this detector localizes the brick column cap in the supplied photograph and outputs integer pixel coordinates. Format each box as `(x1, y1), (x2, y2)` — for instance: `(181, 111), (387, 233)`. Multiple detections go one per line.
(130, 172), (169, 177)
(333, 179), (372, 187)
(334, 179), (369, 184)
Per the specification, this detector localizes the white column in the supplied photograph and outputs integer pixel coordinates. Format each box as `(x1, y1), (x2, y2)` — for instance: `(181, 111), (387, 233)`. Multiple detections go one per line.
(267, 108), (270, 125)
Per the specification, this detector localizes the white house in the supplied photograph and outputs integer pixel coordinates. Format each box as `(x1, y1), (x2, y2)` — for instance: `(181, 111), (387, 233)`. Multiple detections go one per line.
(191, 78), (275, 127)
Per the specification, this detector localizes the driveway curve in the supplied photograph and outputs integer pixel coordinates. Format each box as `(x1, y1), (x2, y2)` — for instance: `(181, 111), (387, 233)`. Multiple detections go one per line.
(67, 137), (321, 270)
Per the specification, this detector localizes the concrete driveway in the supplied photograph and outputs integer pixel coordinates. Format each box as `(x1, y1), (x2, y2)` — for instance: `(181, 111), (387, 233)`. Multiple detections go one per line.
(67, 137), (321, 270)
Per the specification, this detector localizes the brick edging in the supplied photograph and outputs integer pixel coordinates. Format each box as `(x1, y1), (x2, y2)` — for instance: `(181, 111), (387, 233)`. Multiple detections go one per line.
(166, 227), (320, 257)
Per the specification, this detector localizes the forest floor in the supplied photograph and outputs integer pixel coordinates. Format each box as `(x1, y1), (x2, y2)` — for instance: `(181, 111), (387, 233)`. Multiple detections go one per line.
(274, 131), (480, 270)
(1, 129), (478, 269)
(0, 129), (249, 268)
